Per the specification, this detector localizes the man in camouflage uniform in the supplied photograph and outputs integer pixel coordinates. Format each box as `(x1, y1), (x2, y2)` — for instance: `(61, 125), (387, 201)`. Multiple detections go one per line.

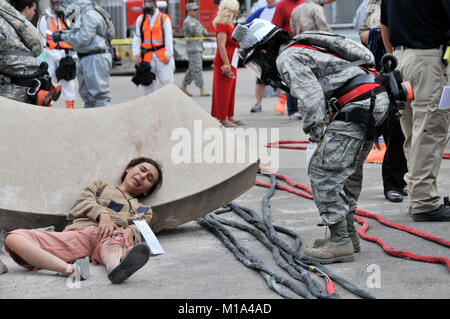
(0, 0), (43, 275)
(233, 19), (390, 264)
(0, 0), (43, 104)
(179, 2), (210, 97)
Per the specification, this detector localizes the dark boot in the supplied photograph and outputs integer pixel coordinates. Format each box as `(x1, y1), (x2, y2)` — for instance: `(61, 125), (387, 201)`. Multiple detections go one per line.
(346, 211), (360, 253)
(304, 220), (354, 264)
(313, 212), (360, 253)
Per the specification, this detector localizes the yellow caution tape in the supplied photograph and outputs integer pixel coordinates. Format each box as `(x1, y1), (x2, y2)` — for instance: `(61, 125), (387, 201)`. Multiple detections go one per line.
(111, 36), (216, 45)
(111, 39), (133, 45)
(177, 36), (215, 41)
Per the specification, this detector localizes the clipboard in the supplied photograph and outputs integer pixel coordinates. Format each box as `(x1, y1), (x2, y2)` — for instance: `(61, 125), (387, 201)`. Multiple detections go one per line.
(133, 220), (165, 256)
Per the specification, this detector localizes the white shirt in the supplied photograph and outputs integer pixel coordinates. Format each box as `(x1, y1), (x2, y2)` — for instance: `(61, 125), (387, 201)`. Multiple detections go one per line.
(132, 8), (173, 59)
(259, 5), (276, 22)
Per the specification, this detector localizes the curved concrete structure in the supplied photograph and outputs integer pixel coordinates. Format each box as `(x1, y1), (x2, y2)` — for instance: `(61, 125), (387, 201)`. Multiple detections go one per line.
(0, 84), (258, 233)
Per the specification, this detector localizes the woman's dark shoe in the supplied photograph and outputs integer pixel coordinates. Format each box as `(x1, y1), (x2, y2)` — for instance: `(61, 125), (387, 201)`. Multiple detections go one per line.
(385, 190), (403, 203)
(107, 242), (150, 284)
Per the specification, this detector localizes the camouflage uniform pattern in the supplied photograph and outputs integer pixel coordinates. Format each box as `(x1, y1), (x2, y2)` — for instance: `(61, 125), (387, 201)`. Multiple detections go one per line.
(276, 44), (389, 222)
(182, 15), (208, 88)
(0, 0), (42, 103)
(290, 0), (331, 35)
(358, 0), (381, 34)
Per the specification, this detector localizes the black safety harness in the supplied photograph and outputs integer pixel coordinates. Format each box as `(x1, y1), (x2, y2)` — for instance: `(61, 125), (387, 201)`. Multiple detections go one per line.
(288, 43), (387, 148)
(139, 12), (166, 58)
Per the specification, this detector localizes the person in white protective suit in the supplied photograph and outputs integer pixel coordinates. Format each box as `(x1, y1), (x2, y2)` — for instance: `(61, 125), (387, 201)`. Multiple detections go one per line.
(51, 0), (112, 108)
(38, 0), (77, 108)
(132, 0), (175, 95)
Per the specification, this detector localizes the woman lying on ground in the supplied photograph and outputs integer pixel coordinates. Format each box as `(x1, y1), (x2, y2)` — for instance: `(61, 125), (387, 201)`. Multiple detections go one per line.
(4, 156), (163, 284)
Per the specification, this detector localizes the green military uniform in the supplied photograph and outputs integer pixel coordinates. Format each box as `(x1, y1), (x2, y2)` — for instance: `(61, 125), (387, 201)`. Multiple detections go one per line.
(181, 4), (209, 95)
(276, 41), (389, 263)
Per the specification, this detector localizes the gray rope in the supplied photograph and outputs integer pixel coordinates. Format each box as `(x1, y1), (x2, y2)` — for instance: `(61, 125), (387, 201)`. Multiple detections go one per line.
(197, 171), (377, 299)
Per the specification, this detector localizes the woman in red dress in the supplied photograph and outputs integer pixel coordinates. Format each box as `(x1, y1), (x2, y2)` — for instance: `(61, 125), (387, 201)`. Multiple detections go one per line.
(211, 0), (244, 127)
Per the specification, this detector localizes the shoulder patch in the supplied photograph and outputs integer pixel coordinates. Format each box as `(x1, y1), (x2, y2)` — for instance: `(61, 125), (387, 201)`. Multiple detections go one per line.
(137, 206), (150, 214)
(107, 200), (125, 213)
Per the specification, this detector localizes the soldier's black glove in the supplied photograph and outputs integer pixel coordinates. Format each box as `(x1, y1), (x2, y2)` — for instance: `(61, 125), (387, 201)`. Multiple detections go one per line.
(52, 31), (64, 42)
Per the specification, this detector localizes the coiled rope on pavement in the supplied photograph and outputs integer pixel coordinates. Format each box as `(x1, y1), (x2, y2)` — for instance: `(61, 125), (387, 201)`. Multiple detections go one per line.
(197, 171), (377, 299)
(197, 140), (450, 298)
(263, 141), (450, 271)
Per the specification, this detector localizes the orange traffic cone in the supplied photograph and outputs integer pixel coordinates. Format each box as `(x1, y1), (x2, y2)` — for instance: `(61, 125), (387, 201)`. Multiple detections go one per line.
(275, 93), (286, 114)
(365, 143), (386, 163)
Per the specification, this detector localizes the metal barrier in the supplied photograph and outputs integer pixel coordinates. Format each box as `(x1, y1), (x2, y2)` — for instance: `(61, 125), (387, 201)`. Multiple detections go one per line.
(103, 0), (127, 39)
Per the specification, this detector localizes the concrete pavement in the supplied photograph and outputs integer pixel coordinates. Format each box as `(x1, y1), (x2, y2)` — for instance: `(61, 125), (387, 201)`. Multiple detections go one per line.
(1, 66), (449, 300)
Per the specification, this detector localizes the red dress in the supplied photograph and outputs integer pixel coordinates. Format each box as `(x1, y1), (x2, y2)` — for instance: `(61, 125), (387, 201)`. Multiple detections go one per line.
(211, 23), (238, 121)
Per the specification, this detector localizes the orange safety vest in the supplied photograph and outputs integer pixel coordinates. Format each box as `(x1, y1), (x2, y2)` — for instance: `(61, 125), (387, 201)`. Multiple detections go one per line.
(140, 11), (169, 63)
(46, 16), (72, 50)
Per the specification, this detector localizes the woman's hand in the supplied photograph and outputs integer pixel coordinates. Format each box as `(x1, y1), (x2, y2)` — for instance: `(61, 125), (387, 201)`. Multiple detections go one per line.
(222, 64), (232, 77)
(97, 213), (117, 240)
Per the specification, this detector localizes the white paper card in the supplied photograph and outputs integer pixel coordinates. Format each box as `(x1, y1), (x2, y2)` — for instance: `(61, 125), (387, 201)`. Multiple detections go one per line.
(439, 86), (450, 109)
(133, 220), (164, 255)
(231, 48), (239, 68)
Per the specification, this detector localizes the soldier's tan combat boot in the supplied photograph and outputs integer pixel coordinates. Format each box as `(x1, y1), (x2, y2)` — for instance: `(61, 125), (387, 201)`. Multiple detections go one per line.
(313, 211), (360, 253)
(180, 84), (192, 97)
(303, 220), (354, 264)
(200, 87), (210, 96)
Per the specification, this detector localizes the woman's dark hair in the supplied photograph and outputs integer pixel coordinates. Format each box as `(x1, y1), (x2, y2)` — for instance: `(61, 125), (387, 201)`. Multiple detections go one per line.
(121, 157), (163, 198)
(11, 0), (37, 12)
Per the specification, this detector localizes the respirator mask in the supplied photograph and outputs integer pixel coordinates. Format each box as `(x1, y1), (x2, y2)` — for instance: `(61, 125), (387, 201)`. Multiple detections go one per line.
(143, 2), (156, 15)
(239, 47), (289, 93)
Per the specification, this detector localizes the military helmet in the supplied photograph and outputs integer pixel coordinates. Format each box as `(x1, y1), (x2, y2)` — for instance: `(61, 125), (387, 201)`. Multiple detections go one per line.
(232, 18), (282, 62)
(186, 2), (199, 11)
(232, 19), (290, 92)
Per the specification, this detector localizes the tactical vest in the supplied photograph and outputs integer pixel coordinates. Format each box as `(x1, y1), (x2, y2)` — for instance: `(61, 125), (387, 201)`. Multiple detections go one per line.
(286, 31), (385, 111)
(286, 32), (387, 148)
(45, 16), (72, 50)
(140, 12), (169, 63)
(290, 31), (374, 68)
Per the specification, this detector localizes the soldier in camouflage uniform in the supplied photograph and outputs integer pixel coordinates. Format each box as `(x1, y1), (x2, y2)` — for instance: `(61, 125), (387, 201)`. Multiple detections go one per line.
(233, 19), (390, 264)
(179, 2), (210, 97)
(0, 0), (43, 103)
